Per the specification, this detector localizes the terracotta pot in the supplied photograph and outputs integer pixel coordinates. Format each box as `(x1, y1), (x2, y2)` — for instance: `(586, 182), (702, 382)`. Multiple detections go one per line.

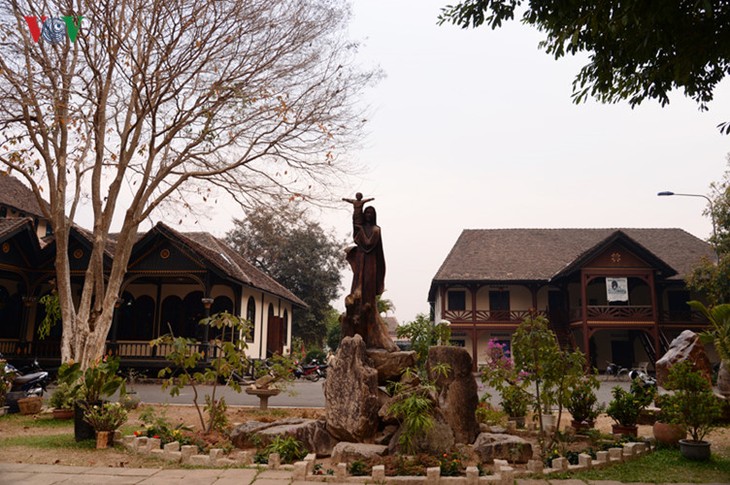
(96, 431), (110, 449)
(509, 416), (526, 428)
(571, 420), (595, 433)
(611, 424), (638, 437)
(53, 408), (74, 420)
(679, 439), (711, 461)
(652, 421), (686, 446)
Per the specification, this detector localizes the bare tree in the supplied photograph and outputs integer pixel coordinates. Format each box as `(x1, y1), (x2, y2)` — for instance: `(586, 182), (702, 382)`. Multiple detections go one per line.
(0, 0), (374, 368)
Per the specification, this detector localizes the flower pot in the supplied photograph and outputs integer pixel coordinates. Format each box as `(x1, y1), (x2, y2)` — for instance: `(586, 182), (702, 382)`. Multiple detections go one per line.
(652, 421), (686, 446)
(509, 416), (526, 428)
(679, 439), (711, 461)
(541, 413), (556, 431)
(96, 431), (111, 449)
(571, 419), (594, 433)
(53, 408), (74, 420)
(74, 401), (100, 442)
(611, 424), (638, 437)
(17, 396), (42, 415)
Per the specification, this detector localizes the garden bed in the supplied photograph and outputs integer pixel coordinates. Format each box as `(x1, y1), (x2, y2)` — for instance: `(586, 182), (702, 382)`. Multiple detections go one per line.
(1, 404), (729, 476)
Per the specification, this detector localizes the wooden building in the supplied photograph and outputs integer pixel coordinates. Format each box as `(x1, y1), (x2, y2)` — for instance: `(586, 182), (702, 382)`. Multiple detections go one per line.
(0, 176), (305, 368)
(428, 228), (715, 371)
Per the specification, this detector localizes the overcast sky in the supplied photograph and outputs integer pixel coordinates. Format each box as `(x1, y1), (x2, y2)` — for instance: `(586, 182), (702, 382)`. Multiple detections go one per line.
(187, 1), (730, 325)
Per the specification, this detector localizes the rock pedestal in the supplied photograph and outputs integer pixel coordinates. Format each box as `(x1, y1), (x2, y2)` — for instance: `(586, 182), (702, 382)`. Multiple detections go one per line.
(427, 345), (479, 444)
(324, 335), (380, 442)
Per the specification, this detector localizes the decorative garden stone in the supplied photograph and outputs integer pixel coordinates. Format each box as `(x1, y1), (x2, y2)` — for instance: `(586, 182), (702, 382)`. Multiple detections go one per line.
(331, 442), (388, 463)
(387, 415), (455, 455)
(324, 335), (380, 442)
(427, 345), (479, 444)
(472, 433), (533, 464)
(366, 348), (417, 384)
(656, 330), (712, 387)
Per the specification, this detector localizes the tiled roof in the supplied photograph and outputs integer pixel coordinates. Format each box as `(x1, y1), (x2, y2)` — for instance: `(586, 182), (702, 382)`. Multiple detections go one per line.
(156, 223), (307, 307)
(0, 175), (47, 218)
(431, 228), (714, 285)
(0, 217), (34, 241)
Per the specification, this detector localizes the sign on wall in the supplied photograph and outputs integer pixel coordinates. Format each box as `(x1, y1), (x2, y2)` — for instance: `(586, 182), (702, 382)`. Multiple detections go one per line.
(606, 277), (629, 302)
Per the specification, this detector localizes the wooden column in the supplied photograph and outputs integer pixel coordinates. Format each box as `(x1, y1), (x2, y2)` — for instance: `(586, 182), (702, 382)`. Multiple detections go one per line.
(648, 272), (660, 362)
(581, 271), (590, 367)
(471, 284), (478, 371)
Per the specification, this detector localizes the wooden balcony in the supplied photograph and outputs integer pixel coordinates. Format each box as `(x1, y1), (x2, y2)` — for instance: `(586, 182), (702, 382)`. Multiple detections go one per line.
(442, 309), (546, 323)
(567, 306), (708, 325)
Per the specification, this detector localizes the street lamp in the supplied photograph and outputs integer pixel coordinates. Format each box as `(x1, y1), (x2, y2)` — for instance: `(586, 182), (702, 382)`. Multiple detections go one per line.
(657, 191), (718, 260)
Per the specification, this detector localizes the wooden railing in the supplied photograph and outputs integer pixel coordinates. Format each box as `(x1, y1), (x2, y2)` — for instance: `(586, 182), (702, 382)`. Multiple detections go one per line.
(442, 309), (546, 323)
(568, 306), (708, 324)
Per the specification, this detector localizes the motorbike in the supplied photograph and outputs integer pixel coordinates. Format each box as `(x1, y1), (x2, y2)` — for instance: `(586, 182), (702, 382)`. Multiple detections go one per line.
(293, 359), (325, 381)
(1, 354), (50, 412)
(629, 368), (657, 392)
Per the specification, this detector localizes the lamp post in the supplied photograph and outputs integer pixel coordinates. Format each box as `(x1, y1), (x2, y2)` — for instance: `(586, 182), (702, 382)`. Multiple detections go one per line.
(657, 191), (718, 261)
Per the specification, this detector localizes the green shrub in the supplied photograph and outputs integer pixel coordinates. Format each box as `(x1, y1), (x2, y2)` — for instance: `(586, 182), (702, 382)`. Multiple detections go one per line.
(254, 435), (308, 464)
(348, 460), (370, 476)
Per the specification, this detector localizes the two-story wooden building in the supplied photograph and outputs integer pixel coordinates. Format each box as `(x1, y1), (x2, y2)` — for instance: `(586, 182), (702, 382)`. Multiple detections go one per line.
(428, 228), (715, 371)
(0, 176), (305, 368)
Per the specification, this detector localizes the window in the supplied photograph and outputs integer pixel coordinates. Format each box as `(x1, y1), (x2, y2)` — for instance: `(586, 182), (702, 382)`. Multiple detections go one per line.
(489, 291), (510, 320)
(245, 296), (256, 342)
(447, 290), (466, 311)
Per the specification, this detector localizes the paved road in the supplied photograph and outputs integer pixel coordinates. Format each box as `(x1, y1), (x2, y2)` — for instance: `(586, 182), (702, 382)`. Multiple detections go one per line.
(94, 376), (637, 409)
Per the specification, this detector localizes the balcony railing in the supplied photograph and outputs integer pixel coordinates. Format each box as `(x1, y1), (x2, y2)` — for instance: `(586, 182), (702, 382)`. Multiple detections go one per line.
(442, 309), (546, 323)
(567, 306), (708, 324)
(568, 305), (653, 321)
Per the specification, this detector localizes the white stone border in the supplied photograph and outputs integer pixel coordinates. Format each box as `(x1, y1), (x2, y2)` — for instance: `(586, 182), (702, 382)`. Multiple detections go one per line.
(122, 433), (650, 482)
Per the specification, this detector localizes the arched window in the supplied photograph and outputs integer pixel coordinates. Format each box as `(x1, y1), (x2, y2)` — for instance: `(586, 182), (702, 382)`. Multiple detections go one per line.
(0, 286), (19, 338)
(161, 295), (185, 337)
(109, 292), (134, 340)
(245, 296), (256, 342)
(211, 296), (234, 341)
(183, 291), (204, 340)
(119, 295), (154, 340)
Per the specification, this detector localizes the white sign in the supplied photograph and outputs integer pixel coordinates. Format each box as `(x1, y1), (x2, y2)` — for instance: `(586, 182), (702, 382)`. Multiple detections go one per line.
(606, 277), (629, 302)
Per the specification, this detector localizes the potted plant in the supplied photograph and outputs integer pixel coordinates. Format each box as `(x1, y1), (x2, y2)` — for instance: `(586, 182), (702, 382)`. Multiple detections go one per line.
(500, 383), (529, 428)
(664, 360), (722, 460)
(567, 375), (604, 432)
(652, 393), (686, 446)
(74, 357), (125, 441)
(606, 380), (653, 437)
(50, 362), (82, 419)
(82, 401), (128, 449)
(49, 382), (80, 419)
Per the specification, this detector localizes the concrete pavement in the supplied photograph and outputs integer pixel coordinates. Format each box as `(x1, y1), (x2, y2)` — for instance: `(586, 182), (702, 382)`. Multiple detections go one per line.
(1, 463), (727, 485)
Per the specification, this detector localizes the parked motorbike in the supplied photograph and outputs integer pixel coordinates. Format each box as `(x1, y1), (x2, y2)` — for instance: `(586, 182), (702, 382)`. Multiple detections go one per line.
(1, 354), (50, 412)
(293, 359), (325, 382)
(629, 368), (657, 393)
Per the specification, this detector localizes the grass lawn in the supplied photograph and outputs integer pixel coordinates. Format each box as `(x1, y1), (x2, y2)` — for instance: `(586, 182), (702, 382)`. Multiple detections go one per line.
(550, 446), (730, 483)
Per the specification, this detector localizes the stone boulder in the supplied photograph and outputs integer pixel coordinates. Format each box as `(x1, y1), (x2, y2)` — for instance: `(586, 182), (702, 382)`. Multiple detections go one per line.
(472, 433), (533, 464)
(366, 348), (417, 385)
(331, 442), (388, 463)
(229, 418), (339, 456)
(387, 416), (455, 455)
(324, 335), (380, 442)
(427, 346), (480, 444)
(656, 330), (713, 387)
